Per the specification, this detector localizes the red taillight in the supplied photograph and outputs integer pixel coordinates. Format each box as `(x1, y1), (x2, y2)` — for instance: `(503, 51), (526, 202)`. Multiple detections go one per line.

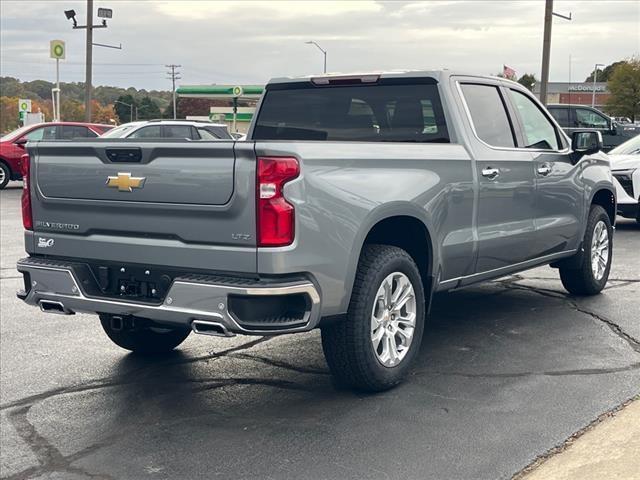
(256, 156), (300, 247)
(20, 153), (32, 230)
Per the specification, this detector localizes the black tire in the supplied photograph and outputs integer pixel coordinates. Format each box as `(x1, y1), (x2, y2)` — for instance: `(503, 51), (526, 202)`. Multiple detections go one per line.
(99, 314), (190, 355)
(559, 205), (613, 295)
(321, 244), (426, 392)
(0, 162), (10, 190)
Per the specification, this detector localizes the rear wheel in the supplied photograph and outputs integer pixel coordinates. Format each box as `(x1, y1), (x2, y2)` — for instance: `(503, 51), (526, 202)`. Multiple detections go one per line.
(559, 205), (612, 295)
(321, 245), (426, 392)
(0, 162), (10, 190)
(99, 314), (190, 355)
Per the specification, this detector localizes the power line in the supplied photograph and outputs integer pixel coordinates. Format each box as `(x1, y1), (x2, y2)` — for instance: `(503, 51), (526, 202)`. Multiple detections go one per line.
(165, 64), (181, 119)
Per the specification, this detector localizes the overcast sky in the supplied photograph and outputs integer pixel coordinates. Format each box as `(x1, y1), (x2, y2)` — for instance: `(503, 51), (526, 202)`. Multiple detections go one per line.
(1, 0), (638, 91)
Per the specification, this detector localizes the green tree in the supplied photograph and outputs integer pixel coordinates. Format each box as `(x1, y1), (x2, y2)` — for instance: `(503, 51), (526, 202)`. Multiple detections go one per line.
(113, 94), (136, 123)
(606, 59), (640, 121)
(517, 73), (537, 91)
(585, 61), (628, 83)
(136, 97), (161, 120)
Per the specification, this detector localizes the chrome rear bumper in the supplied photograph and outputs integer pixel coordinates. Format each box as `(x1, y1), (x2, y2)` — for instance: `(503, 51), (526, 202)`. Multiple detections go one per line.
(16, 257), (321, 335)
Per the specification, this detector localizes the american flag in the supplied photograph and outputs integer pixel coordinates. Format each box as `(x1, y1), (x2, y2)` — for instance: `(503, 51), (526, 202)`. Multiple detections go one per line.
(503, 65), (516, 79)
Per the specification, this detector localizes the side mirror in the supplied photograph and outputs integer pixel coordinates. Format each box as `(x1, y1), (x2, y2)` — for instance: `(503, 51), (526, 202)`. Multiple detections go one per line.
(571, 130), (603, 161)
(14, 137), (28, 147)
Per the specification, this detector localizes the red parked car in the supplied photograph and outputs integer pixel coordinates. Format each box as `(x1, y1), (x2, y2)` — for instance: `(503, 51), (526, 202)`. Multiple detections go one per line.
(0, 122), (113, 189)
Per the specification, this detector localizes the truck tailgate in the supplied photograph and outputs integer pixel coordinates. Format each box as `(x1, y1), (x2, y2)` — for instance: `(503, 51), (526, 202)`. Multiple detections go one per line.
(27, 140), (258, 273)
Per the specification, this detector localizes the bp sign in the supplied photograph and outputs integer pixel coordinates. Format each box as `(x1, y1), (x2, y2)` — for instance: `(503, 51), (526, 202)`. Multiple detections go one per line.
(50, 40), (66, 60)
(19, 99), (32, 113)
(232, 86), (244, 97)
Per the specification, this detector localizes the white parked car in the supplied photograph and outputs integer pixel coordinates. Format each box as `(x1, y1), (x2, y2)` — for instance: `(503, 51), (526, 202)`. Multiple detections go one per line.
(101, 120), (233, 140)
(609, 134), (640, 223)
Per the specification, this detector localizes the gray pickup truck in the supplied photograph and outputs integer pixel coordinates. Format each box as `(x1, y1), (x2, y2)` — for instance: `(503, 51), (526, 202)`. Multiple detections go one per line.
(17, 71), (616, 391)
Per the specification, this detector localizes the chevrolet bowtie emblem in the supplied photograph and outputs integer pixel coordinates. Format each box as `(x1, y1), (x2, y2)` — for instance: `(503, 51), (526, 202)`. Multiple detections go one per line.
(106, 172), (146, 192)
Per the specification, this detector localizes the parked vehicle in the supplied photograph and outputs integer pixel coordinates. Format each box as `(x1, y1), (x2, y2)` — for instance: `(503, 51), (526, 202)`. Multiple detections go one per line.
(17, 71), (616, 391)
(608, 134), (640, 222)
(547, 104), (640, 151)
(0, 122), (112, 189)
(101, 119), (232, 140)
(612, 116), (633, 125)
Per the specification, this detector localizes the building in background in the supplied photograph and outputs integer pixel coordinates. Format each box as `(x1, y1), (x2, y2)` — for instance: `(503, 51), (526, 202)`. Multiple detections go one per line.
(533, 82), (610, 111)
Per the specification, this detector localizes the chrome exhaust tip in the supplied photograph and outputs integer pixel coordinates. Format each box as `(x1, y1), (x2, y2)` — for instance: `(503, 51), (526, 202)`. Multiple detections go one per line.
(39, 300), (74, 315)
(191, 320), (235, 337)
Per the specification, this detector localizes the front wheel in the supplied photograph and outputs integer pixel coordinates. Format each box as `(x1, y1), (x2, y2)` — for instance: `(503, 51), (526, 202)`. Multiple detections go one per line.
(559, 205), (613, 295)
(321, 245), (426, 392)
(0, 162), (10, 190)
(99, 314), (191, 355)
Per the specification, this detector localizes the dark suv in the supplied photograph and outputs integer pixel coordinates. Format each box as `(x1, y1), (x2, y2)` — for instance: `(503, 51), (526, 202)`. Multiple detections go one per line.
(547, 104), (640, 151)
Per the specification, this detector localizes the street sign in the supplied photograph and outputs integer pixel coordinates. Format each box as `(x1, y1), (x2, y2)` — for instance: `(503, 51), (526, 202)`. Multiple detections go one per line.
(232, 86), (244, 97)
(18, 99), (32, 113)
(50, 40), (66, 60)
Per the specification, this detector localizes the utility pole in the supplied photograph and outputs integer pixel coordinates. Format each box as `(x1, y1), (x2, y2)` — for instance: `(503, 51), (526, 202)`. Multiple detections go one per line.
(539, 1), (572, 106)
(539, 0), (553, 106)
(84, 0), (93, 121)
(166, 64), (182, 119)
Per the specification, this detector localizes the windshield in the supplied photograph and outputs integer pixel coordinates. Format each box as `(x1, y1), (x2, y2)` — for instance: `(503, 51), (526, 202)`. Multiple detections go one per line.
(100, 123), (138, 138)
(609, 134), (640, 155)
(1, 124), (36, 142)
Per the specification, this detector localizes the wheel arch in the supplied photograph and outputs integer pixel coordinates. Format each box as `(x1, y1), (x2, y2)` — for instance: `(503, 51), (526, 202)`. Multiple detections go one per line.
(342, 208), (436, 314)
(589, 187), (616, 225)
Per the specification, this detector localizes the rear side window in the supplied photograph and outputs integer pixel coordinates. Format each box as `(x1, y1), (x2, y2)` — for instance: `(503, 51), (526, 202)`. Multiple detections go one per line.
(549, 107), (569, 127)
(164, 125), (193, 139)
(129, 126), (162, 138)
(253, 81), (449, 143)
(61, 126), (89, 139)
(460, 84), (515, 148)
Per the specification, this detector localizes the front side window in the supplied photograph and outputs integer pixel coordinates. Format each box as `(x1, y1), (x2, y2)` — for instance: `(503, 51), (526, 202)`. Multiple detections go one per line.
(253, 81), (449, 143)
(25, 125), (57, 140)
(460, 84), (515, 148)
(129, 126), (162, 138)
(575, 108), (609, 129)
(508, 89), (559, 150)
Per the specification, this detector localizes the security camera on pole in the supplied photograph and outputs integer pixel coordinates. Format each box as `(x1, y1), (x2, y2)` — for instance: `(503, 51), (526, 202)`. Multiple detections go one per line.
(50, 40), (65, 121)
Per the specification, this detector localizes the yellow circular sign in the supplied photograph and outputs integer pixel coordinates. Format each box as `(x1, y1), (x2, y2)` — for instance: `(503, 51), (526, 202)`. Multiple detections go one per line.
(20, 102), (28, 110)
(53, 44), (64, 57)
(232, 86), (243, 97)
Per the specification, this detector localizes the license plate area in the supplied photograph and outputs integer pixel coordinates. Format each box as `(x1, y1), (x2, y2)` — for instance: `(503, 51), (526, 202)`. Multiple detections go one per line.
(85, 263), (174, 303)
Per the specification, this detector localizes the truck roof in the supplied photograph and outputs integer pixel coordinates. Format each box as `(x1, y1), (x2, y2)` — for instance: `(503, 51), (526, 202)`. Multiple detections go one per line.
(267, 70), (519, 86)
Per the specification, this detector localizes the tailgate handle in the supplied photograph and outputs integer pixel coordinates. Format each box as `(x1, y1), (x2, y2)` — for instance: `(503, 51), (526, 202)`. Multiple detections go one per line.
(106, 148), (142, 163)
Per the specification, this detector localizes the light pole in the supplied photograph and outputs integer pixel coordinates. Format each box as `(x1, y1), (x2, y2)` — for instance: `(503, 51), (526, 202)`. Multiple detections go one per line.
(591, 63), (605, 108)
(539, 0), (572, 106)
(114, 100), (133, 123)
(64, 2), (111, 121)
(305, 40), (327, 74)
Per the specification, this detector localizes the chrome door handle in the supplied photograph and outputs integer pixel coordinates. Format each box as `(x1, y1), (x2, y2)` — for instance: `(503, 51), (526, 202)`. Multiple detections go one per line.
(537, 163), (552, 176)
(481, 167), (500, 179)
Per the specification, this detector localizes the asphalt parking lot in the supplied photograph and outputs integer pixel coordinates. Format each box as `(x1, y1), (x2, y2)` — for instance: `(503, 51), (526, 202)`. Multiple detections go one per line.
(1, 182), (638, 480)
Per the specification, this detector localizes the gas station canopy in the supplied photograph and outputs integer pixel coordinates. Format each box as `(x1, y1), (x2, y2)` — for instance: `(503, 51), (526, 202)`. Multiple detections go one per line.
(176, 85), (264, 99)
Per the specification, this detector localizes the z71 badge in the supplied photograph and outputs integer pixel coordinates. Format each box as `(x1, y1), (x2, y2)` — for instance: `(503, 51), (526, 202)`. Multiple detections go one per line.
(37, 238), (55, 248)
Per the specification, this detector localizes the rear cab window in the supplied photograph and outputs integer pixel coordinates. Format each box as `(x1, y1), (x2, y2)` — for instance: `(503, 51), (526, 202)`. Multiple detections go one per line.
(253, 78), (449, 143)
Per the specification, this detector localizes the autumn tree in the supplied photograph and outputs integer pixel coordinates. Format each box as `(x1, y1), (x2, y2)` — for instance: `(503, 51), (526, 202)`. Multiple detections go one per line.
(517, 73), (537, 92)
(606, 59), (640, 121)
